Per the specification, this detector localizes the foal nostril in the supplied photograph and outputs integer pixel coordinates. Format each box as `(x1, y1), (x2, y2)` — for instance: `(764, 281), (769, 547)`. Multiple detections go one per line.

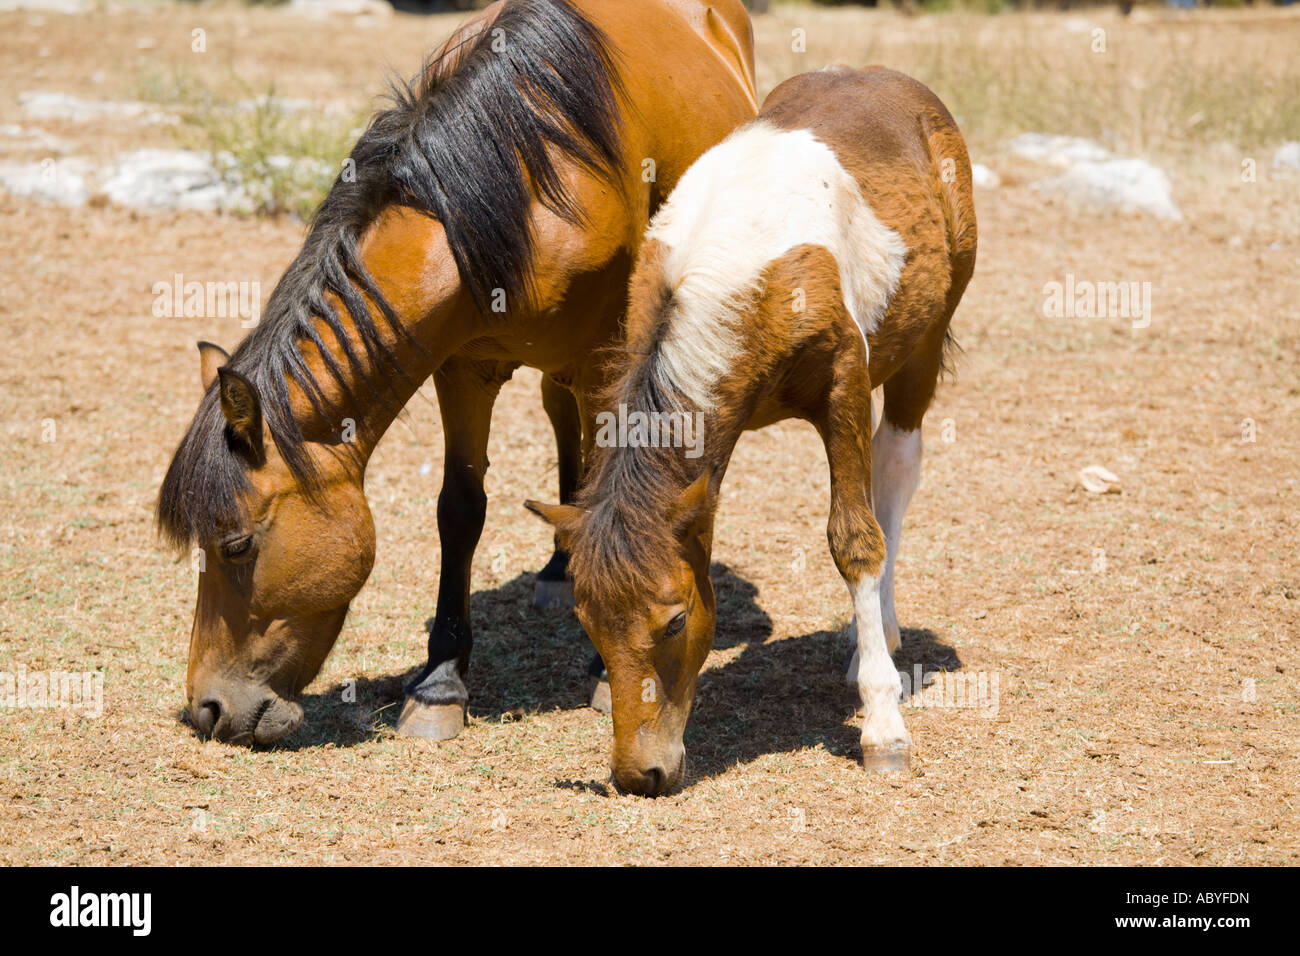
(192, 697), (223, 737)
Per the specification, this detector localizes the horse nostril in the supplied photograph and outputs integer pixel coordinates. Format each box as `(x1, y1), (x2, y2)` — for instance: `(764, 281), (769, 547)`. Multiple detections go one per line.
(193, 697), (223, 737)
(643, 766), (665, 795)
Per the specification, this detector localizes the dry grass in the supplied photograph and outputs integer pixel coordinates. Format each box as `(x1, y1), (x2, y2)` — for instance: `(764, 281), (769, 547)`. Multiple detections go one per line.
(755, 5), (1300, 160)
(100, 4), (1300, 213)
(0, 3), (1297, 865)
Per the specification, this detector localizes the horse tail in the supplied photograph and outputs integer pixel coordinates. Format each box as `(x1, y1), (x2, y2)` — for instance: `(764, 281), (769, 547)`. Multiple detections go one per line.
(921, 108), (978, 378)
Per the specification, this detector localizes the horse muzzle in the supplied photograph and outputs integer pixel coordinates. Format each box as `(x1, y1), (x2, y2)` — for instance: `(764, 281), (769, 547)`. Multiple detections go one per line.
(612, 745), (686, 797)
(189, 684), (304, 745)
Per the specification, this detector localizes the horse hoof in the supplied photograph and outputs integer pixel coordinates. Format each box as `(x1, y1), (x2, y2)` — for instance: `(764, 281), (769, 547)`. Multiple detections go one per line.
(395, 698), (466, 740)
(589, 678), (612, 714)
(861, 742), (910, 773)
(533, 578), (575, 612)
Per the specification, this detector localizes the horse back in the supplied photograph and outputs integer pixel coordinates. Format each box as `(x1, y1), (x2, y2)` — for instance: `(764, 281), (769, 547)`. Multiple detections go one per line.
(521, 0), (759, 314)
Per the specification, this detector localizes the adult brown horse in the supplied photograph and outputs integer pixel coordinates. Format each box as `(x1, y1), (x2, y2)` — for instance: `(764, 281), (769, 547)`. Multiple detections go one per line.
(527, 67), (978, 795)
(156, 0), (757, 745)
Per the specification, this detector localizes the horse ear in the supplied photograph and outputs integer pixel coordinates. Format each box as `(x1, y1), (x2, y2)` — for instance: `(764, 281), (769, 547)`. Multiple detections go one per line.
(198, 341), (230, 392)
(669, 472), (711, 540)
(524, 500), (584, 551)
(217, 367), (263, 457)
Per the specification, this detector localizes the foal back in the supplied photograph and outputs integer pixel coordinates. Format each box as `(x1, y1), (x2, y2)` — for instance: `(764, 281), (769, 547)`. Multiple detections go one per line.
(762, 67), (978, 399)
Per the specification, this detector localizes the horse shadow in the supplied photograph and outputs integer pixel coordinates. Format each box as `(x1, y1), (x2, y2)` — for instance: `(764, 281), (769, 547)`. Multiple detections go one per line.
(255, 561), (771, 751)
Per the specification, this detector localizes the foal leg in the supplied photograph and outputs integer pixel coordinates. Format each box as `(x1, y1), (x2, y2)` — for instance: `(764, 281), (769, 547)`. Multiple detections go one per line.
(875, 328), (948, 653)
(871, 415), (922, 655)
(398, 357), (510, 740)
(533, 375), (582, 611)
(820, 365), (911, 772)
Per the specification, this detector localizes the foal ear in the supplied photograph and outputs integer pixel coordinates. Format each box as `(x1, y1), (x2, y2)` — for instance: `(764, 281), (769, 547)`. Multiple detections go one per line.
(217, 367), (263, 457)
(198, 340), (230, 392)
(669, 472), (711, 540)
(524, 500), (584, 549)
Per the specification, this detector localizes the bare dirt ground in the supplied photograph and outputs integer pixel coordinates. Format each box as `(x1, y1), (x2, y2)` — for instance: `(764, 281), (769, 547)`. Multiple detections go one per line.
(1, 3), (1297, 865)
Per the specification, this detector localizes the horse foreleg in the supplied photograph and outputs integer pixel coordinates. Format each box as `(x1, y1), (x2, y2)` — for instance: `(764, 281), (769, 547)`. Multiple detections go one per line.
(566, 382), (613, 714)
(819, 364), (911, 773)
(872, 327), (948, 655)
(398, 358), (508, 740)
(533, 375), (581, 612)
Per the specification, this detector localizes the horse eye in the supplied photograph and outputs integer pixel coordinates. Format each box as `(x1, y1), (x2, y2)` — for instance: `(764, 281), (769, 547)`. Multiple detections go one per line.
(664, 612), (687, 637)
(220, 535), (255, 563)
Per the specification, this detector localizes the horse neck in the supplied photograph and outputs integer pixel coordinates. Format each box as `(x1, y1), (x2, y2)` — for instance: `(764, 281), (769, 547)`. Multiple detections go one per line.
(286, 207), (476, 470)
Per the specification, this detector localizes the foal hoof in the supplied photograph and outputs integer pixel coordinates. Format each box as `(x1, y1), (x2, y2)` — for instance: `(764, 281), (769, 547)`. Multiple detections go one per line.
(861, 742), (911, 773)
(589, 677), (612, 714)
(395, 698), (466, 740)
(533, 578), (575, 612)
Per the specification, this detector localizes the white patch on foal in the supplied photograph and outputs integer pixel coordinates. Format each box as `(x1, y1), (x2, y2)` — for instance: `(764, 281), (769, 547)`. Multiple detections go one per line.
(644, 121), (907, 410)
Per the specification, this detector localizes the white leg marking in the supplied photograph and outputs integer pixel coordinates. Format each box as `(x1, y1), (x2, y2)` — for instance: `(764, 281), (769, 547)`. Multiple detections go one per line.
(849, 575), (910, 761)
(844, 393), (880, 685)
(871, 422), (922, 654)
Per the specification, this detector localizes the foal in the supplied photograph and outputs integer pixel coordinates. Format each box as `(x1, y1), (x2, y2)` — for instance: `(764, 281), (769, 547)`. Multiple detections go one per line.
(528, 67), (977, 795)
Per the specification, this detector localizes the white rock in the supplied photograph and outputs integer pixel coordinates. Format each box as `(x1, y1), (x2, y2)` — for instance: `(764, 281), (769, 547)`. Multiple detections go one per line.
(1079, 465), (1121, 494)
(971, 163), (1001, 189)
(0, 124), (73, 153)
(1034, 158), (1182, 221)
(0, 157), (94, 205)
(0, 145), (333, 212)
(0, 0), (87, 11)
(19, 91), (172, 124)
(236, 95), (315, 115)
(266, 154), (333, 177)
(99, 149), (244, 212)
(1008, 132), (1112, 167)
(1273, 142), (1300, 172)
(286, 0), (392, 17)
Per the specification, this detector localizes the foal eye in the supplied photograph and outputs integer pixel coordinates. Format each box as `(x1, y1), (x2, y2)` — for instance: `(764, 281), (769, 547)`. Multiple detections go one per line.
(664, 612), (687, 637)
(220, 535), (256, 563)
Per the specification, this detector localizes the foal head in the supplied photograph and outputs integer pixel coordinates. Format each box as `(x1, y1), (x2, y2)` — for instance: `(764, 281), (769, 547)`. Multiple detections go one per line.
(528, 471), (717, 796)
(158, 344), (376, 745)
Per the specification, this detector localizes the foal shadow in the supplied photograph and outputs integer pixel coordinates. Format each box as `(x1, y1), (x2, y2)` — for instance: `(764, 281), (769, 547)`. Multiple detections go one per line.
(246, 561), (771, 749)
(683, 626), (962, 785)
(459, 561), (771, 722)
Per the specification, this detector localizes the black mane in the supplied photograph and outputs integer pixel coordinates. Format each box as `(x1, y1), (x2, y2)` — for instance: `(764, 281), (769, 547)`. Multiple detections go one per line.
(158, 0), (625, 550)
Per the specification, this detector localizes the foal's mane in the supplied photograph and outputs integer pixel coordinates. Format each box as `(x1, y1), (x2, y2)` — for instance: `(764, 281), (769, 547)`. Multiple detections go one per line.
(158, 0), (625, 550)
(569, 288), (710, 602)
